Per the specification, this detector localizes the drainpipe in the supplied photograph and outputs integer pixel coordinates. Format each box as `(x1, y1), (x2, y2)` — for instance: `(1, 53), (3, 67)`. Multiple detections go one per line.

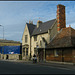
(43, 43), (46, 62)
(30, 37), (31, 60)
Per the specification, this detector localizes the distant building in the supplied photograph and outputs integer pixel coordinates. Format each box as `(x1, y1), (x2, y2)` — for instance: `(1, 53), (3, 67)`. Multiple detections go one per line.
(0, 39), (22, 60)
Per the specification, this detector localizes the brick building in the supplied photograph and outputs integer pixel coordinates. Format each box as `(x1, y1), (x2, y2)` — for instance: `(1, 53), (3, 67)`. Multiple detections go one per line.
(45, 4), (75, 63)
(46, 27), (75, 63)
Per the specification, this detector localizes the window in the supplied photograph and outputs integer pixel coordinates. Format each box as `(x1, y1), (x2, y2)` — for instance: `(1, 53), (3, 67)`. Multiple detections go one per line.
(34, 48), (37, 55)
(54, 50), (59, 57)
(23, 48), (25, 56)
(34, 35), (37, 41)
(26, 48), (28, 56)
(25, 35), (28, 43)
(40, 41), (42, 47)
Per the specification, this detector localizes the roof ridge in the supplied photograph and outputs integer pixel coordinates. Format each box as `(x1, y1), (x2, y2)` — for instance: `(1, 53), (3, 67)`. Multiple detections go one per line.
(43, 18), (56, 24)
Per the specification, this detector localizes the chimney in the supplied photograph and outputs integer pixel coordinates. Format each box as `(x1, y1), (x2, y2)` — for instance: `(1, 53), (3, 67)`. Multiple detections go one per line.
(57, 4), (66, 32)
(37, 20), (42, 28)
(29, 20), (33, 24)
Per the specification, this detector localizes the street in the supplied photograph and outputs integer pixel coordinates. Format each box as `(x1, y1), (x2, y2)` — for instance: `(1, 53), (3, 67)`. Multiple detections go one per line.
(0, 60), (75, 74)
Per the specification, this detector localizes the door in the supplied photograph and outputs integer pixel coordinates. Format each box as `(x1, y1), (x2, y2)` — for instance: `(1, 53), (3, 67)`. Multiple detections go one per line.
(38, 49), (44, 62)
(6, 55), (9, 59)
(62, 50), (64, 62)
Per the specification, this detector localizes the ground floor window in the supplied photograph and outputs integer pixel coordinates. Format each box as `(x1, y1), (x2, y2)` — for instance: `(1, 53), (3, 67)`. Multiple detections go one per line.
(54, 50), (59, 57)
(26, 48), (28, 56)
(23, 48), (25, 56)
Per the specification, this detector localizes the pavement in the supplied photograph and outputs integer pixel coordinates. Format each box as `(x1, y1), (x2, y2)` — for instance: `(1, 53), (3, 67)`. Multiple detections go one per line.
(1, 59), (75, 69)
(38, 61), (75, 69)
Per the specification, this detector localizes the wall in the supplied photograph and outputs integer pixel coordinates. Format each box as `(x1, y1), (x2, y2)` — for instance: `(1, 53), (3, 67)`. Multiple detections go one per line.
(3, 54), (21, 60)
(31, 33), (50, 56)
(31, 21), (57, 58)
(46, 49), (62, 62)
(46, 48), (72, 62)
(72, 49), (75, 63)
(0, 42), (21, 60)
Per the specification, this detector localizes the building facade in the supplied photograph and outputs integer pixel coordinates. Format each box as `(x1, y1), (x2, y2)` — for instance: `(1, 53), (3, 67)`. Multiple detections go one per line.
(22, 22), (35, 61)
(0, 39), (22, 60)
(22, 4), (62, 61)
(22, 4), (75, 63)
(46, 27), (75, 63)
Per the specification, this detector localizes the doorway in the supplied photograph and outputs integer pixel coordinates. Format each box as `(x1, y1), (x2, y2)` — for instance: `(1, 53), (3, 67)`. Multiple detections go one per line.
(62, 50), (64, 62)
(6, 55), (9, 59)
(38, 49), (44, 62)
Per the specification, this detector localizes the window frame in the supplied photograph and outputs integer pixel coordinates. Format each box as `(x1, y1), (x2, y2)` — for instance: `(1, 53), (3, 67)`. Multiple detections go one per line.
(34, 35), (37, 41)
(25, 35), (28, 43)
(23, 48), (25, 56)
(26, 48), (28, 56)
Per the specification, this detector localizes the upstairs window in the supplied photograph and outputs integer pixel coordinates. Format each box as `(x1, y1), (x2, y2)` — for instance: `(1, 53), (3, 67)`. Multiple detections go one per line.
(34, 35), (37, 41)
(25, 35), (28, 43)
(40, 41), (42, 47)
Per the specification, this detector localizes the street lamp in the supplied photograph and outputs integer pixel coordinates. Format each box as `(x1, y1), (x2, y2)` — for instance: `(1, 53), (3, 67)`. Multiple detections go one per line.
(0, 25), (4, 59)
(0, 25), (4, 39)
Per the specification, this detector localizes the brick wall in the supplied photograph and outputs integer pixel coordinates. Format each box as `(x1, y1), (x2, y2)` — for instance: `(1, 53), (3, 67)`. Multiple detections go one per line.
(72, 49), (75, 63)
(46, 49), (62, 62)
(46, 48), (73, 62)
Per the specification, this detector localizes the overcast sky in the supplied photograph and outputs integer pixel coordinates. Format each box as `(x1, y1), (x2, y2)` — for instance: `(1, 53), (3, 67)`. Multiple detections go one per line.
(0, 1), (75, 42)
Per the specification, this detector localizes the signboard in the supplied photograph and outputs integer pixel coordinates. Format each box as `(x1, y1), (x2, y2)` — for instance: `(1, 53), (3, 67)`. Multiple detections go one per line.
(0, 46), (21, 54)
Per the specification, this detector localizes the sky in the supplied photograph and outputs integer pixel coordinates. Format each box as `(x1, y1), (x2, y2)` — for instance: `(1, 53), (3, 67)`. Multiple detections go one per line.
(0, 1), (75, 42)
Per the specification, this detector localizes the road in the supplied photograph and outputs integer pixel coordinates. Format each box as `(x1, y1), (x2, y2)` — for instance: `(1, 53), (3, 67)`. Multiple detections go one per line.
(0, 60), (75, 74)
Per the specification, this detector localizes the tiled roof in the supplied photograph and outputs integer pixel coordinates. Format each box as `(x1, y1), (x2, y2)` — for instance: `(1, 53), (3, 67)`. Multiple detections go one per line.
(26, 23), (36, 36)
(32, 19), (56, 36)
(47, 27), (75, 48)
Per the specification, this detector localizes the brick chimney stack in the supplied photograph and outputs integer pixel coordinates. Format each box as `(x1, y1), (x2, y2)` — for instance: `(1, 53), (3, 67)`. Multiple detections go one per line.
(57, 4), (66, 32)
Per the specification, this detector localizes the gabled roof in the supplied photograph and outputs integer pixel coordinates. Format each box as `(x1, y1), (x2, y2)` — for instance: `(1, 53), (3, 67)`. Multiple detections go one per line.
(47, 27), (75, 48)
(26, 23), (36, 36)
(32, 19), (56, 36)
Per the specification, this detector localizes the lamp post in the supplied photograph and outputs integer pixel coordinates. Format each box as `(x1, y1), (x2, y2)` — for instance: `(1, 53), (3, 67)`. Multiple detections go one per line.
(0, 25), (4, 39)
(0, 25), (4, 59)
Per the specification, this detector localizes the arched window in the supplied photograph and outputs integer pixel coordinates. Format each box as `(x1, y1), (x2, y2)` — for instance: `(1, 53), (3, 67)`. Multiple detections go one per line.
(40, 41), (42, 47)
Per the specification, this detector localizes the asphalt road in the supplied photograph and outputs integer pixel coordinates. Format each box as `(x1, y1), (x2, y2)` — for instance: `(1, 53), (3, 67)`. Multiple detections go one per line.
(0, 60), (75, 74)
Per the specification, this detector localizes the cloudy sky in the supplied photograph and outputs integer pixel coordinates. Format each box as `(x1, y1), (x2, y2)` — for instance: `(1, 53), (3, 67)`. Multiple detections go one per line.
(0, 1), (75, 42)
